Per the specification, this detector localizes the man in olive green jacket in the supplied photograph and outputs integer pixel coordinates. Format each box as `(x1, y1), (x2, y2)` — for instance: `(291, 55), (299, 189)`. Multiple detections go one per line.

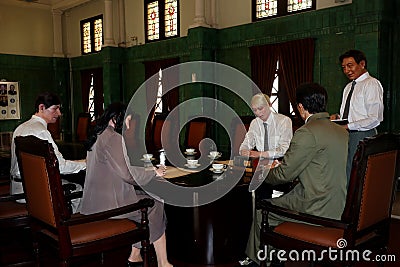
(245, 83), (348, 265)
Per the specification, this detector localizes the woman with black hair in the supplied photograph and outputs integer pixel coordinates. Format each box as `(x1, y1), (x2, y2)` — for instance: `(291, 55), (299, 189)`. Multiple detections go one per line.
(79, 102), (172, 267)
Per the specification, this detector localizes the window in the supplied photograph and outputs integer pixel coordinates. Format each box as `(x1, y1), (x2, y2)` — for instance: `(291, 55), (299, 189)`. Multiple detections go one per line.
(81, 68), (104, 121)
(155, 68), (163, 113)
(145, 0), (179, 42)
(270, 61), (295, 116)
(88, 73), (95, 121)
(253, 0), (315, 21)
(80, 15), (103, 55)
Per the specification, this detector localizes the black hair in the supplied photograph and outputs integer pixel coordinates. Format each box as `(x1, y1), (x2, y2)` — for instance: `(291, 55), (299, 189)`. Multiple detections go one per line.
(86, 102), (127, 151)
(339, 49), (367, 68)
(34, 92), (61, 113)
(296, 83), (328, 114)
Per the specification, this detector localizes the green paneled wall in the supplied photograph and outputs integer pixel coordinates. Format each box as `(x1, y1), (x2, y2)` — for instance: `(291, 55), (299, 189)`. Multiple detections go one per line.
(1, 0), (399, 150)
(0, 54), (69, 134)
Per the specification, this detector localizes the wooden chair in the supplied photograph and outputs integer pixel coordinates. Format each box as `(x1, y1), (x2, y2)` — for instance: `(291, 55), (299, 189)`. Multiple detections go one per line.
(76, 112), (91, 142)
(0, 183), (32, 266)
(257, 133), (399, 266)
(47, 117), (61, 141)
(230, 115), (254, 156)
(146, 113), (176, 155)
(184, 117), (209, 153)
(152, 113), (168, 153)
(14, 135), (154, 267)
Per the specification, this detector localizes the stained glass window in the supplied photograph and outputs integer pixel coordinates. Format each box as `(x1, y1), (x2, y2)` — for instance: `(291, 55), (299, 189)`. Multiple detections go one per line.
(145, 0), (179, 42)
(94, 18), (103, 52)
(80, 15), (103, 55)
(147, 1), (160, 41)
(253, 0), (315, 21)
(288, 0), (313, 12)
(82, 22), (91, 54)
(165, 0), (178, 38)
(255, 0), (277, 19)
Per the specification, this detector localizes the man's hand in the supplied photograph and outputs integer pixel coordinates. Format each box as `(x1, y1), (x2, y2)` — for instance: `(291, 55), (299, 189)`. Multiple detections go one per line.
(155, 165), (166, 177)
(270, 159), (281, 168)
(330, 113), (340, 120)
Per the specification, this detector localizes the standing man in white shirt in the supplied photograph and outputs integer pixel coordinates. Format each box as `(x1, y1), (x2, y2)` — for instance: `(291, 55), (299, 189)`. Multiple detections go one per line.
(239, 93), (293, 266)
(332, 50), (384, 181)
(10, 92), (86, 213)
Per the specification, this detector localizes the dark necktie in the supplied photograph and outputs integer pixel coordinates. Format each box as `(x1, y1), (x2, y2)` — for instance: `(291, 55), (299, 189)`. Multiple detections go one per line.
(342, 80), (356, 120)
(263, 123), (269, 151)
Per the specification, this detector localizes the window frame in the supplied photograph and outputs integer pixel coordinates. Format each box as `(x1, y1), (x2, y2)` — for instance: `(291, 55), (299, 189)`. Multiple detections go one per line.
(80, 14), (103, 55)
(144, 0), (180, 43)
(252, 0), (316, 22)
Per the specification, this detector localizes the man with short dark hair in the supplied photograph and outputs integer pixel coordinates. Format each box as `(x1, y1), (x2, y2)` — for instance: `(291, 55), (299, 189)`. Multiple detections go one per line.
(10, 92), (86, 213)
(332, 49), (383, 180)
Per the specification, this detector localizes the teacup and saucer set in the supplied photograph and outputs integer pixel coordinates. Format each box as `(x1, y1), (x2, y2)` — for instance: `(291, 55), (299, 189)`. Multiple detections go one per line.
(209, 163), (226, 174)
(184, 159), (200, 169)
(184, 148), (197, 156)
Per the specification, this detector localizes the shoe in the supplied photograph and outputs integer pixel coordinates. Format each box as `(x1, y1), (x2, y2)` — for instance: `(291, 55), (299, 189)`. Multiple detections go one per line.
(127, 260), (143, 267)
(239, 257), (253, 266)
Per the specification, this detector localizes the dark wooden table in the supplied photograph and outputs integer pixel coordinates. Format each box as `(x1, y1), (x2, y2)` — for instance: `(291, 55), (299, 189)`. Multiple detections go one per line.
(163, 167), (253, 265)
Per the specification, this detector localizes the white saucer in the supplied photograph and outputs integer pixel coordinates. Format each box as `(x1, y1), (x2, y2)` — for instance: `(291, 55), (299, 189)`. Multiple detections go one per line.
(184, 151), (197, 155)
(209, 168), (225, 173)
(184, 163), (200, 169)
(140, 158), (155, 162)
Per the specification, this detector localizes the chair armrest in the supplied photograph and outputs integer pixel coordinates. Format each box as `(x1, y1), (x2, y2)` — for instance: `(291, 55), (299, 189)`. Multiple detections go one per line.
(0, 192), (25, 202)
(257, 199), (349, 230)
(62, 198), (155, 226)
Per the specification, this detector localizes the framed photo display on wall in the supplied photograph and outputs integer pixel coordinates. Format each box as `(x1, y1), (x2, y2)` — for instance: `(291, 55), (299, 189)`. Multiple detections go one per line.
(0, 81), (20, 120)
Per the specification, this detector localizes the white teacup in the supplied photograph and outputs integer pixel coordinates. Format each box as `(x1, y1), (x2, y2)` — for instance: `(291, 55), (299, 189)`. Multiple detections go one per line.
(187, 159), (198, 166)
(186, 148), (195, 154)
(212, 163), (224, 171)
(143, 153), (153, 160)
(209, 151), (219, 158)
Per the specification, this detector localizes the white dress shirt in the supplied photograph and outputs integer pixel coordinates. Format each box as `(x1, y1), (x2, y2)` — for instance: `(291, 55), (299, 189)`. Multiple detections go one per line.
(239, 112), (293, 158)
(10, 115), (86, 197)
(339, 72), (384, 131)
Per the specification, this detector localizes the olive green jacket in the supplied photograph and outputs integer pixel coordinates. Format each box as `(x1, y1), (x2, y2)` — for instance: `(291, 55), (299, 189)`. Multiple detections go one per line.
(266, 112), (349, 220)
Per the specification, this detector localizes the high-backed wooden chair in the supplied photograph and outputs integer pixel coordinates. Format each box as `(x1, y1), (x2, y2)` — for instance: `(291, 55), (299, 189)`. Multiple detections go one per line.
(184, 118), (209, 153)
(257, 133), (399, 266)
(146, 113), (176, 155)
(230, 115), (254, 156)
(123, 113), (141, 158)
(15, 135), (154, 267)
(76, 112), (91, 142)
(47, 117), (61, 141)
(152, 114), (168, 152)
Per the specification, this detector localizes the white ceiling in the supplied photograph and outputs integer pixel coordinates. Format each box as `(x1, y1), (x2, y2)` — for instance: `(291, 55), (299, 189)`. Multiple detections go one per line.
(0, 0), (90, 11)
